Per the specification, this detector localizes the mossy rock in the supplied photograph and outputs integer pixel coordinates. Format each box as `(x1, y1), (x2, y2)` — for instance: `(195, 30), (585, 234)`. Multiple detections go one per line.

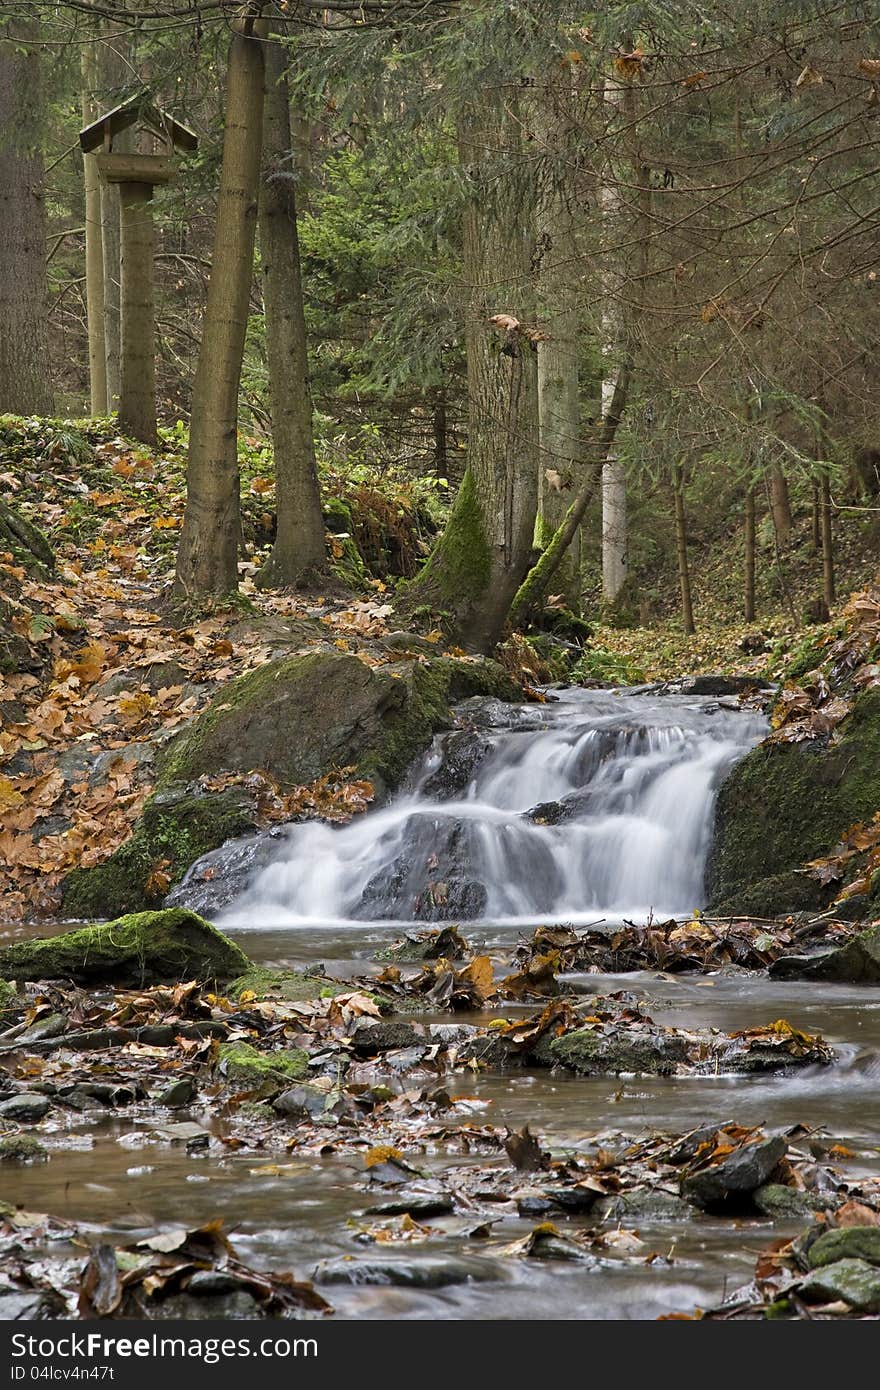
(0, 1135), (47, 1163)
(157, 650), (519, 799)
(225, 967), (349, 1003)
(769, 924), (880, 983)
(708, 688), (880, 910)
(62, 785), (258, 920)
(711, 871), (827, 919)
(0, 909), (250, 986)
(217, 1041), (309, 1095)
(548, 1028), (690, 1076)
(0, 979), (19, 1018)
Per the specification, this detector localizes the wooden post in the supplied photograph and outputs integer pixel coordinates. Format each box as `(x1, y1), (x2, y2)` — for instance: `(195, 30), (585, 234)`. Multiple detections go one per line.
(118, 180), (156, 445)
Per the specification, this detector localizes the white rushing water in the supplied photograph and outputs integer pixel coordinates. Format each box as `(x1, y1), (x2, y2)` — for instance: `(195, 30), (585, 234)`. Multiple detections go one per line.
(217, 688), (767, 931)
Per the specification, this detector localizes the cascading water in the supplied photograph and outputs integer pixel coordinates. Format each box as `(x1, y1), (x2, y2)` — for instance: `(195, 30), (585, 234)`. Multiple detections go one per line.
(212, 687), (767, 931)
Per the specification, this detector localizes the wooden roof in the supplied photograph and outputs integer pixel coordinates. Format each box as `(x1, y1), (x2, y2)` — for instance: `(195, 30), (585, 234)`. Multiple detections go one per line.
(79, 94), (198, 154)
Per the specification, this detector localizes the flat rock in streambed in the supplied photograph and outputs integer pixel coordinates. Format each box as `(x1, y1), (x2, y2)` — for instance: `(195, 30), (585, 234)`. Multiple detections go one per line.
(0, 1092), (51, 1122)
(769, 924), (880, 983)
(313, 1254), (505, 1288)
(595, 1190), (693, 1222)
(801, 1258), (880, 1312)
(0, 909), (249, 986)
(680, 1135), (787, 1210)
(753, 1184), (839, 1219)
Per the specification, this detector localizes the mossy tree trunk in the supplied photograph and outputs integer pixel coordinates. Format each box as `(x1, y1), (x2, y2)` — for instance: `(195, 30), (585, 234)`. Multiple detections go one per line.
(256, 37), (325, 589)
(404, 87), (539, 653)
(535, 67), (581, 609)
(175, 9), (268, 600)
(0, 19), (53, 416)
(820, 468), (835, 610)
(672, 461), (695, 634)
(744, 485), (756, 622)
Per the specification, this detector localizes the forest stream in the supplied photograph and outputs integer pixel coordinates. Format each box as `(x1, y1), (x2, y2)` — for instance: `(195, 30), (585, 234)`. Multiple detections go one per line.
(5, 688), (880, 1320)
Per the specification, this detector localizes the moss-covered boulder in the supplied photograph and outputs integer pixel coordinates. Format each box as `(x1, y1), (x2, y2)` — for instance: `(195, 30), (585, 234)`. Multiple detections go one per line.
(217, 1042), (309, 1095)
(158, 650), (519, 797)
(708, 688), (880, 913)
(0, 909), (250, 986)
(61, 785), (258, 920)
(769, 924), (880, 983)
(225, 966), (349, 1003)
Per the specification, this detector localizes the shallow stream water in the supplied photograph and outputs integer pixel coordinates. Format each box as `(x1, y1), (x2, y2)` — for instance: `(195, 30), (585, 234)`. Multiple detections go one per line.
(5, 687), (880, 1319)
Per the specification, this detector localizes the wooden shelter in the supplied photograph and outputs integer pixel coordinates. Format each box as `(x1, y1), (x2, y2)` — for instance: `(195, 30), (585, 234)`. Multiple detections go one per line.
(79, 96), (198, 445)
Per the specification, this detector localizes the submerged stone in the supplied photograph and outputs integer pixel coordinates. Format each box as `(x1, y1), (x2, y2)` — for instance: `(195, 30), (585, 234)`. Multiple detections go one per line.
(0, 909), (249, 986)
(314, 1254), (502, 1288)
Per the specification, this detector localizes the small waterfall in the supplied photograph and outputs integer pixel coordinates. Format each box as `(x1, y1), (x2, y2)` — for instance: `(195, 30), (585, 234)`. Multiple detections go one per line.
(216, 688), (766, 931)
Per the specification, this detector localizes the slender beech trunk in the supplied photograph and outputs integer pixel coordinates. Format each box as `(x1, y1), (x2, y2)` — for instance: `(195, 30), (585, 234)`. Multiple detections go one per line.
(0, 20), (53, 415)
(97, 29), (130, 410)
(600, 73), (627, 604)
(509, 363), (631, 625)
(820, 470), (835, 611)
(403, 88), (539, 653)
(770, 461), (792, 546)
(744, 486), (756, 622)
(673, 462), (695, 634)
(433, 381), (447, 479)
(256, 38), (325, 589)
(175, 12), (268, 600)
(81, 37), (107, 415)
(535, 67), (581, 609)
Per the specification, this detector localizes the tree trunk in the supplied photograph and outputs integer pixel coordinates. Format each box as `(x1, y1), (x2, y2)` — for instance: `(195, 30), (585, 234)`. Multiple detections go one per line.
(600, 72), (630, 605)
(403, 89), (539, 653)
(820, 470), (835, 611)
(433, 381), (447, 480)
(0, 19), (53, 416)
(256, 38), (325, 589)
(81, 37), (107, 415)
(744, 486), (756, 623)
(770, 462), (792, 546)
(175, 13), (268, 600)
(673, 462), (695, 634)
(810, 480), (820, 553)
(509, 363), (631, 626)
(117, 182), (156, 444)
(96, 26), (130, 410)
(535, 69), (581, 609)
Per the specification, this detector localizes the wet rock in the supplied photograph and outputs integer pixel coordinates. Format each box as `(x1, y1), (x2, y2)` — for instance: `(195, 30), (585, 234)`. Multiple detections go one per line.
(314, 1254), (502, 1288)
(549, 1028), (690, 1076)
(807, 1226), (880, 1269)
(0, 1287), (65, 1319)
(420, 731), (491, 799)
(15, 1012), (67, 1043)
(667, 1123), (736, 1166)
(0, 1092), (51, 1122)
(769, 925), (880, 984)
(676, 675), (772, 698)
(159, 651), (519, 800)
(0, 909), (249, 986)
(374, 927), (471, 963)
(0, 1134), (47, 1162)
(226, 966), (347, 1003)
(708, 686), (880, 912)
(680, 1135), (787, 1210)
(272, 1084), (332, 1121)
(366, 1189), (455, 1218)
(351, 1021), (423, 1056)
(138, 1290), (264, 1319)
(62, 785), (260, 920)
(157, 1078), (196, 1109)
(753, 1184), (838, 1219)
(356, 817), (489, 922)
(596, 1190), (692, 1222)
(218, 1042), (309, 1095)
(801, 1258), (880, 1312)
(517, 1195), (554, 1218)
(185, 1270), (245, 1295)
(543, 1185), (603, 1215)
(164, 829), (282, 917)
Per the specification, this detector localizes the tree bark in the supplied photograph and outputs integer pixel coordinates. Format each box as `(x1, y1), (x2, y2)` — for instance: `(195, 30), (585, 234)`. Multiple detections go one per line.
(509, 362), (631, 626)
(769, 462), (792, 546)
(403, 88), (539, 652)
(0, 19), (53, 416)
(810, 480), (820, 553)
(256, 37), (325, 589)
(673, 462), (695, 634)
(744, 485), (756, 622)
(81, 36), (107, 415)
(96, 26), (130, 411)
(117, 182), (156, 444)
(820, 469), (835, 611)
(535, 68), (581, 609)
(175, 12), (268, 600)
